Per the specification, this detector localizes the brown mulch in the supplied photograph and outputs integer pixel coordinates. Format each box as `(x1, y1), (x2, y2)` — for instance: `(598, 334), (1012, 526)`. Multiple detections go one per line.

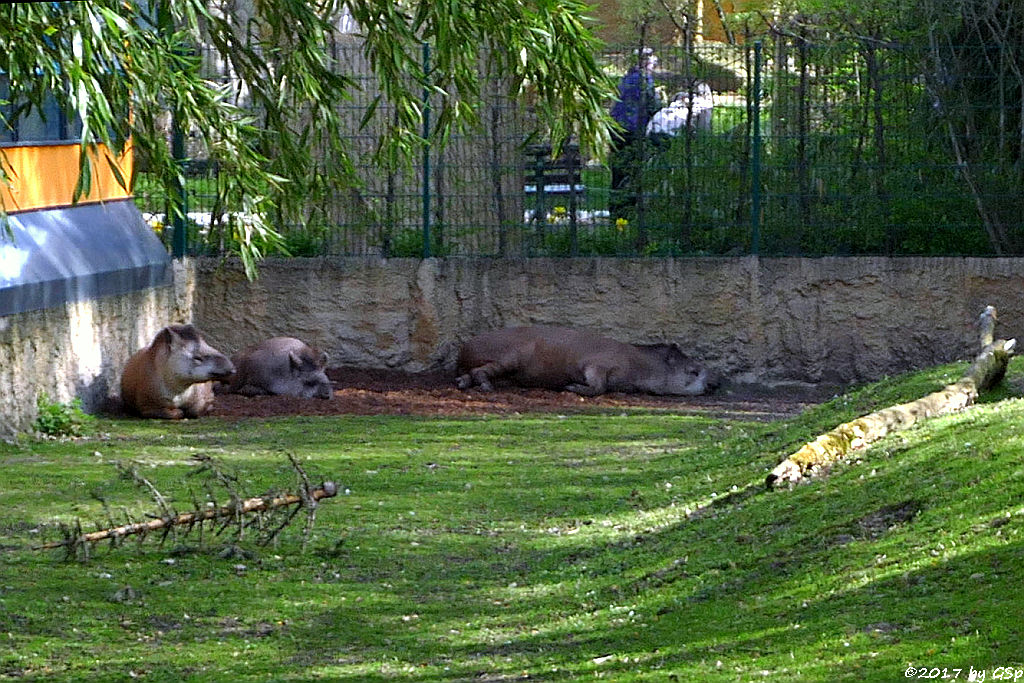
(209, 367), (827, 422)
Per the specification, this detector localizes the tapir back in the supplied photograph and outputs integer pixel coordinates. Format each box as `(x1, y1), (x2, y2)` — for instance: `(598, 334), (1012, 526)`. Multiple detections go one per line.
(227, 336), (332, 399)
(457, 326), (635, 389)
(457, 325), (709, 395)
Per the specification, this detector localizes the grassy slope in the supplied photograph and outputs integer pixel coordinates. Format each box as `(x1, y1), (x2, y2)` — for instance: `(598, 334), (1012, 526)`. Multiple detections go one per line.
(2, 360), (1023, 681)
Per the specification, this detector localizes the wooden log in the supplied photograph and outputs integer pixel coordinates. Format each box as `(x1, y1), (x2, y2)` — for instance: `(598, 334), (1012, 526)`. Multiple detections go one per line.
(36, 482), (338, 550)
(766, 306), (1015, 488)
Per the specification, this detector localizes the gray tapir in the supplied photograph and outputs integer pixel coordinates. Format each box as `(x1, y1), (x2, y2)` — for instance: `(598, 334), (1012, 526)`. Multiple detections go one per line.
(120, 324), (235, 419)
(456, 326), (709, 396)
(223, 336), (332, 399)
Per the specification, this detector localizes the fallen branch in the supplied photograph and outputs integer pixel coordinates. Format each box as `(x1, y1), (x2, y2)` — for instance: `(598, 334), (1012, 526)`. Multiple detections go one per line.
(767, 306), (1015, 488)
(36, 482), (337, 550)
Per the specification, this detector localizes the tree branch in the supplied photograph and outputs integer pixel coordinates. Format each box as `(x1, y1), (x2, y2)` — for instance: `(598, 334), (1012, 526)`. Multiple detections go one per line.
(35, 482), (338, 551)
(767, 306), (1015, 488)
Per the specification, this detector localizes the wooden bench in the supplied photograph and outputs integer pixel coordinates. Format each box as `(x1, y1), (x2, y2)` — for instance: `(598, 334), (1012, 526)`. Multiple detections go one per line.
(523, 143), (585, 223)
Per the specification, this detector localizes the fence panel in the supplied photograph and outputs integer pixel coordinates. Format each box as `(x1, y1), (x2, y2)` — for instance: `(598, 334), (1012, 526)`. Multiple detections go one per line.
(133, 39), (1024, 258)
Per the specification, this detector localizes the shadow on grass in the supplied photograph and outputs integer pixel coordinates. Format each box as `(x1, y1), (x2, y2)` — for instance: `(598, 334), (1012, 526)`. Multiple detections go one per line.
(272, 411), (1024, 680)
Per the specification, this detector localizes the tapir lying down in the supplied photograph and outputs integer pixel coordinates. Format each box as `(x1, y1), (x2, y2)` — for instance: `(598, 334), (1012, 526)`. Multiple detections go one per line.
(456, 326), (710, 396)
(221, 336), (332, 400)
(121, 324), (235, 419)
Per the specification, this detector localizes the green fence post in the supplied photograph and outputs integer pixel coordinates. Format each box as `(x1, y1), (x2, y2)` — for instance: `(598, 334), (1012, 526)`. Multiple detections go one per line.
(170, 106), (188, 258)
(421, 42), (432, 258)
(162, 0), (188, 260)
(750, 40), (762, 256)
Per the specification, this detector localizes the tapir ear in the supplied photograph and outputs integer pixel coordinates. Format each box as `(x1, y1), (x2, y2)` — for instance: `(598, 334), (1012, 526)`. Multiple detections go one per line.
(157, 325), (190, 350)
(289, 351), (302, 371)
(161, 324), (199, 350)
(318, 351), (328, 369)
(154, 327), (174, 349)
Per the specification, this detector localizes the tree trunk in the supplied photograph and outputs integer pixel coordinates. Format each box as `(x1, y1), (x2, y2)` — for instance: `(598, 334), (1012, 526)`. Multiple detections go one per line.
(767, 307), (1015, 488)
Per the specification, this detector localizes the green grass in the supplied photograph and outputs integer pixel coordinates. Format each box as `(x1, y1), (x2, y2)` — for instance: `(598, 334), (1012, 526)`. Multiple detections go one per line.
(3, 360), (1024, 681)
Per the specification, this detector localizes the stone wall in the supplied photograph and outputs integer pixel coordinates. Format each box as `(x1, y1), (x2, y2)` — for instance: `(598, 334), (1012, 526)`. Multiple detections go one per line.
(191, 256), (1024, 389)
(5, 255), (1021, 435)
(0, 261), (195, 436)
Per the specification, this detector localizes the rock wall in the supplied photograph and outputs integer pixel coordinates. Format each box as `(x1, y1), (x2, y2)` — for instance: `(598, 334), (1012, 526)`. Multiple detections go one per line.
(191, 256), (1024, 389)
(5, 255), (1020, 434)
(0, 261), (195, 436)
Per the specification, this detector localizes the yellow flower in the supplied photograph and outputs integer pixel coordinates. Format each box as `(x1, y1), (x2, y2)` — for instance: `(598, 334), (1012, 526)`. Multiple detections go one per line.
(616, 217), (628, 231)
(548, 206), (569, 224)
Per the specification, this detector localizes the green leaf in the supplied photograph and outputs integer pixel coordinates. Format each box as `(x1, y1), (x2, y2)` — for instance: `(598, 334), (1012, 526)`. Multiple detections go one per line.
(1, 0), (616, 276)
(105, 152), (127, 192)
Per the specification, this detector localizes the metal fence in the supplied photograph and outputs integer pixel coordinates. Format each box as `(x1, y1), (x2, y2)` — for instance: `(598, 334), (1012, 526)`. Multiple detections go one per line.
(136, 39), (1024, 258)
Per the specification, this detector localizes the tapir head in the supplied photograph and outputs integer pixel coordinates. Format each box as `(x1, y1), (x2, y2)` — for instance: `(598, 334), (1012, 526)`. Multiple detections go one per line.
(157, 324), (235, 388)
(285, 347), (332, 400)
(648, 343), (709, 396)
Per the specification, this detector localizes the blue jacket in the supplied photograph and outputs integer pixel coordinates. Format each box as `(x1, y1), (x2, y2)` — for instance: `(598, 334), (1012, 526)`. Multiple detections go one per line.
(611, 68), (660, 135)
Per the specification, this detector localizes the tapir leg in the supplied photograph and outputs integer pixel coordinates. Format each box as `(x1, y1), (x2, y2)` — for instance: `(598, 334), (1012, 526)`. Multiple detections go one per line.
(457, 360), (509, 392)
(232, 383), (271, 397)
(138, 405), (186, 420)
(566, 364), (611, 396)
(456, 344), (534, 392)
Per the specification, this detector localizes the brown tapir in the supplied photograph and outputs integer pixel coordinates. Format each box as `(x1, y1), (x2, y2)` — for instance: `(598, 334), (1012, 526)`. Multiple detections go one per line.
(120, 324), (235, 419)
(456, 325), (710, 396)
(222, 337), (332, 399)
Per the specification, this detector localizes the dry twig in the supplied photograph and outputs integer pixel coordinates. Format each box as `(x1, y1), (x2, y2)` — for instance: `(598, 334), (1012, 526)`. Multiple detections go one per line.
(34, 454), (338, 556)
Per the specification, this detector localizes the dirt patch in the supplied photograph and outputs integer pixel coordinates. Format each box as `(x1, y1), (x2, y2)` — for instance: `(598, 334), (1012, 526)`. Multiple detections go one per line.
(209, 368), (824, 421)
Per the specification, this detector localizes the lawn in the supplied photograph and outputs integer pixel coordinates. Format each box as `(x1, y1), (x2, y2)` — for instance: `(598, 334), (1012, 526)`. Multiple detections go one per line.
(2, 360), (1024, 681)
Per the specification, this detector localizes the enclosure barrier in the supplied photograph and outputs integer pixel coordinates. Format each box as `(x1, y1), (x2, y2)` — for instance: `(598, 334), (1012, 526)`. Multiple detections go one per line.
(134, 39), (1024, 259)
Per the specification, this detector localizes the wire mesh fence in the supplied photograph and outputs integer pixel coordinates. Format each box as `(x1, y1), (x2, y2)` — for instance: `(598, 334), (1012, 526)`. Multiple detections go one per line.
(133, 38), (1024, 258)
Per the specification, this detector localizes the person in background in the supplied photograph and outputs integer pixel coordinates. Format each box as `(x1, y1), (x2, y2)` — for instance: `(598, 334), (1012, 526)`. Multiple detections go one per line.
(609, 48), (662, 220)
(646, 81), (714, 139)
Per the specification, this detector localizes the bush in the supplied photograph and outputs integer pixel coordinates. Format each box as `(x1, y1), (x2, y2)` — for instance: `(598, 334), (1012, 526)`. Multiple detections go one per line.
(34, 394), (93, 438)
(276, 225), (331, 257)
(383, 227), (451, 257)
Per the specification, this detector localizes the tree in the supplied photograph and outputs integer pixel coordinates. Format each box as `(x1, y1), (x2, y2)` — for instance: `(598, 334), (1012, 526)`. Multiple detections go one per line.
(916, 0), (1024, 254)
(756, 0), (1024, 255)
(0, 0), (616, 275)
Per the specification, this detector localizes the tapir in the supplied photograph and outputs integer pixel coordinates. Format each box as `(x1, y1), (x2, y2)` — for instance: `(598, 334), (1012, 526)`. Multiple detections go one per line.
(222, 336), (332, 399)
(456, 326), (710, 396)
(120, 324), (235, 419)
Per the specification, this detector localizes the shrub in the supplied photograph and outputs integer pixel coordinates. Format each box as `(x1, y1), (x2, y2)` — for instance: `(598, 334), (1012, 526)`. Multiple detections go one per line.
(383, 227), (451, 257)
(34, 394), (93, 438)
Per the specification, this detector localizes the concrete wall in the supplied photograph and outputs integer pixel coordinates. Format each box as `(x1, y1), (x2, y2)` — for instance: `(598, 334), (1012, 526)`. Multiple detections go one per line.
(191, 256), (1024, 389)
(0, 261), (195, 436)
(4, 255), (1023, 435)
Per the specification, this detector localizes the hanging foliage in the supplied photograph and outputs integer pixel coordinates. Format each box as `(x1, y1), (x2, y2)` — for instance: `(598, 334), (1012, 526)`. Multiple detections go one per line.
(0, 0), (616, 273)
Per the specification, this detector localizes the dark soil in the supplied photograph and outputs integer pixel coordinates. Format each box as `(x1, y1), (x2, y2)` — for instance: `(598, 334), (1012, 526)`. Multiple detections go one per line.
(209, 367), (827, 422)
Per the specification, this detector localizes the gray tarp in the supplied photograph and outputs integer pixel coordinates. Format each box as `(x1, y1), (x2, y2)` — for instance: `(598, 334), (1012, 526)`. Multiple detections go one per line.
(0, 199), (171, 316)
